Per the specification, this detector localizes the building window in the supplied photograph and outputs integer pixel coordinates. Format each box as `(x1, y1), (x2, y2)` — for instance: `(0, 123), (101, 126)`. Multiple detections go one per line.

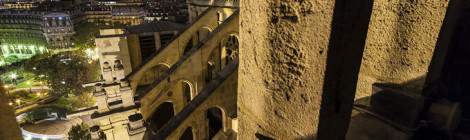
(114, 60), (124, 70)
(207, 107), (223, 139)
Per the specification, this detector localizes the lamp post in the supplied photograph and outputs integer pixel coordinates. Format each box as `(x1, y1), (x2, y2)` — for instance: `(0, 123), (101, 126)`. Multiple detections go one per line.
(10, 73), (17, 85)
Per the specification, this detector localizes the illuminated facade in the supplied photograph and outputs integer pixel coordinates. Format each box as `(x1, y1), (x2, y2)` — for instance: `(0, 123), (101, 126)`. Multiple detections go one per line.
(144, 0), (188, 24)
(84, 6), (144, 25)
(2, 2), (38, 10)
(43, 13), (75, 49)
(0, 10), (48, 65)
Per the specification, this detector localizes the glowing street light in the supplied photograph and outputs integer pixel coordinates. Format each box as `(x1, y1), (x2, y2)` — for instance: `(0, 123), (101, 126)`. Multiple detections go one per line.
(10, 73), (18, 84)
(10, 73), (17, 79)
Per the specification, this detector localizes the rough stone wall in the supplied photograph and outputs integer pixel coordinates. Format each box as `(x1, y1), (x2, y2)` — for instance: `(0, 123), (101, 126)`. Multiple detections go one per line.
(239, 0), (334, 139)
(240, 0), (449, 139)
(356, 0), (449, 98)
(0, 84), (22, 140)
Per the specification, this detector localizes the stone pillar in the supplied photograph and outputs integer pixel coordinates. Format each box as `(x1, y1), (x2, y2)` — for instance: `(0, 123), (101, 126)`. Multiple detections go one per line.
(128, 113), (146, 140)
(121, 80), (135, 107)
(239, 0), (334, 139)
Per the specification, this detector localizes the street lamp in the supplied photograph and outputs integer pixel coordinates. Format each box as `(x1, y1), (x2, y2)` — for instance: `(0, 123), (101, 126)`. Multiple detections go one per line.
(10, 73), (17, 84)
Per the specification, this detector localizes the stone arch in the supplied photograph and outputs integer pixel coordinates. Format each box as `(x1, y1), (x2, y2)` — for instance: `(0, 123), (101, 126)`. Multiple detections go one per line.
(138, 63), (170, 86)
(221, 34), (239, 69)
(206, 107), (225, 139)
(149, 102), (175, 132)
(179, 127), (194, 140)
(181, 80), (193, 104)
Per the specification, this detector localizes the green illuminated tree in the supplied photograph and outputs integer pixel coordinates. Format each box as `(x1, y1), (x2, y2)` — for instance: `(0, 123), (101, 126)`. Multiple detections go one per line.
(25, 52), (99, 96)
(68, 123), (91, 140)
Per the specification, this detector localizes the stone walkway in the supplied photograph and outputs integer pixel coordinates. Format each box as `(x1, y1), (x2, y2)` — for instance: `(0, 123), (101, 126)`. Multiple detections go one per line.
(22, 117), (82, 135)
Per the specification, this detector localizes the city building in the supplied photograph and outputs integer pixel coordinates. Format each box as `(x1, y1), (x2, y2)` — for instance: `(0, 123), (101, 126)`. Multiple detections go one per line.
(0, 10), (48, 65)
(144, 0), (188, 24)
(111, 7), (145, 25)
(84, 9), (112, 23)
(2, 1), (38, 10)
(43, 12), (75, 49)
(83, 6), (144, 25)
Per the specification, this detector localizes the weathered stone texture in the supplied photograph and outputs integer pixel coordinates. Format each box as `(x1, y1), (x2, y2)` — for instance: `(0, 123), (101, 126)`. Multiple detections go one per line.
(240, 0), (449, 139)
(356, 0), (449, 98)
(239, 0), (334, 139)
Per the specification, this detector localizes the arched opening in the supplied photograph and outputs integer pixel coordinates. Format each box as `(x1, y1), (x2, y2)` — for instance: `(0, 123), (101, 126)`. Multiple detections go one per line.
(139, 64), (169, 86)
(103, 61), (111, 71)
(149, 102), (175, 132)
(114, 60), (124, 70)
(207, 107), (223, 139)
(182, 81), (192, 103)
(179, 127), (194, 140)
(221, 34), (239, 69)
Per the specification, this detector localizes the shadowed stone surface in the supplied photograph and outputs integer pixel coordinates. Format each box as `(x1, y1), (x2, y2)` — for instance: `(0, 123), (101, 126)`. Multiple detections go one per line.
(0, 84), (22, 140)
